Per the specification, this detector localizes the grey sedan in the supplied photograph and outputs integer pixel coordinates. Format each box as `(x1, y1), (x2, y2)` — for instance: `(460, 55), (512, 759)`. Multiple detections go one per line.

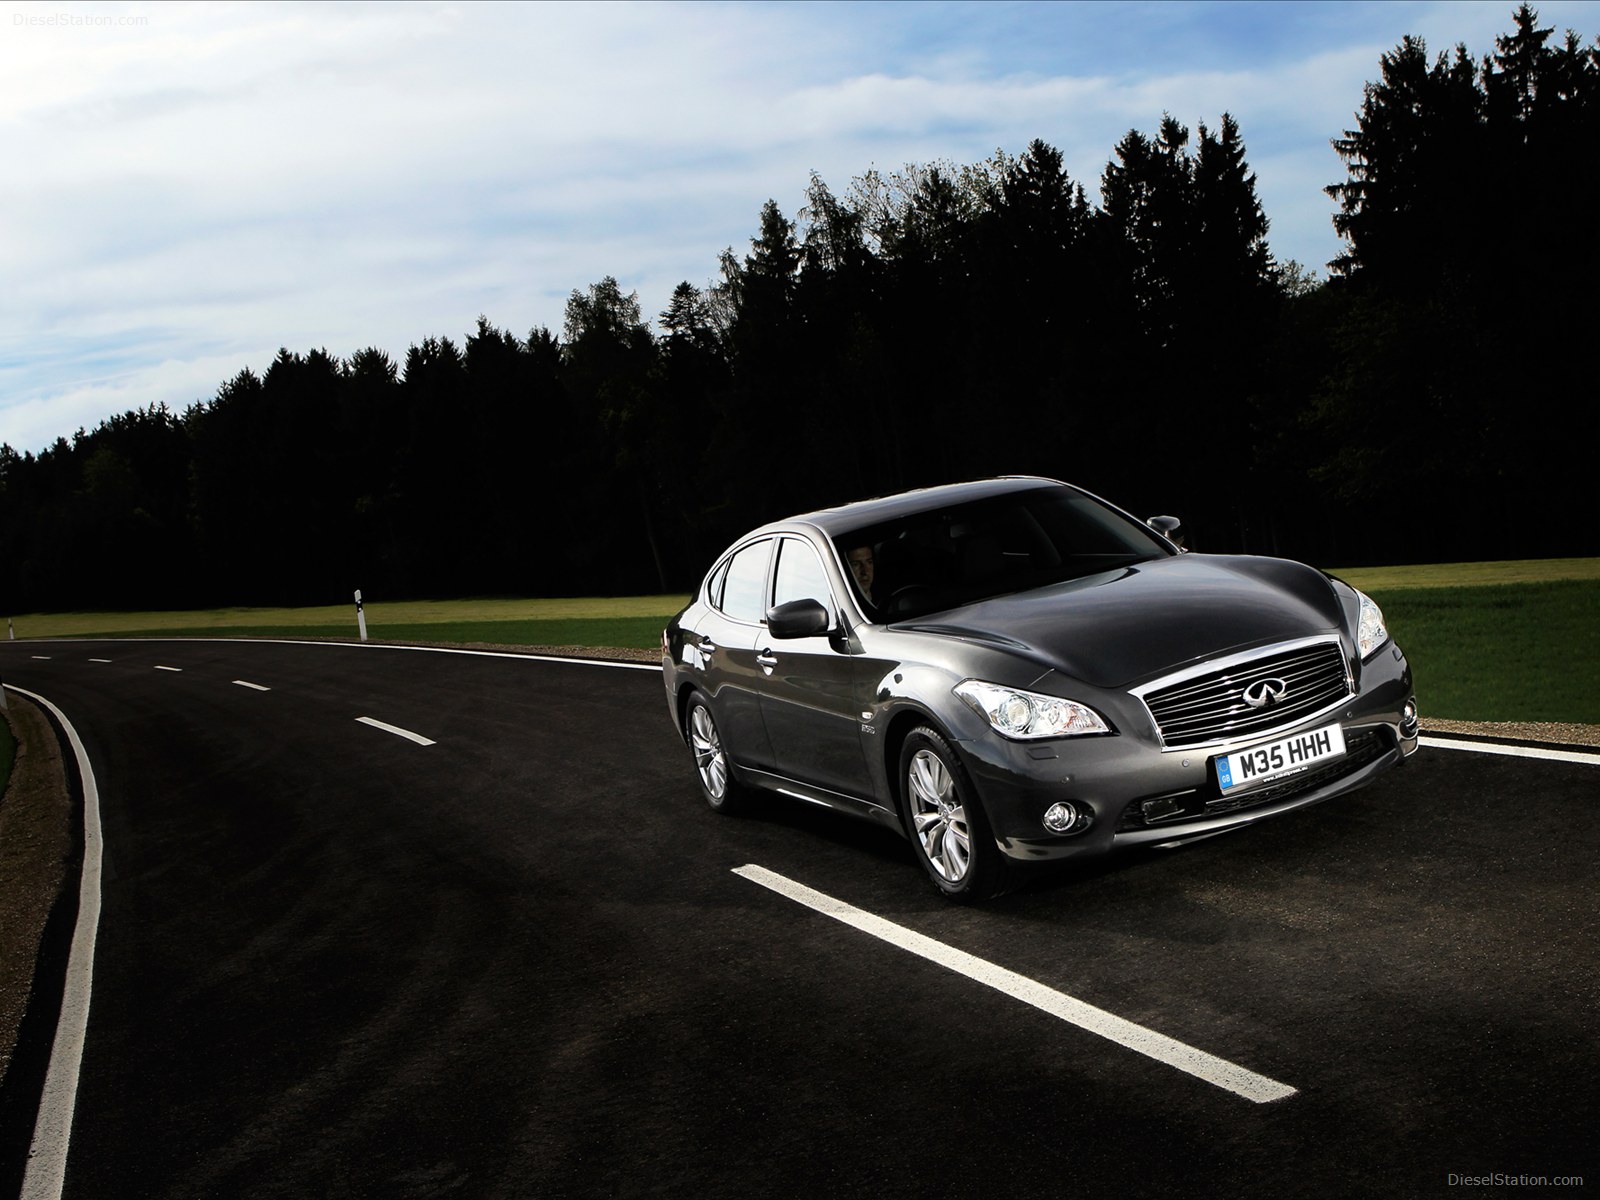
(662, 477), (1418, 901)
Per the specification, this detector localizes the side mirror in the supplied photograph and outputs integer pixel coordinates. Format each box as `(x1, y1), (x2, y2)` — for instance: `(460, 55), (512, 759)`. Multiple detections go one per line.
(1147, 515), (1186, 549)
(766, 597), (833, 639)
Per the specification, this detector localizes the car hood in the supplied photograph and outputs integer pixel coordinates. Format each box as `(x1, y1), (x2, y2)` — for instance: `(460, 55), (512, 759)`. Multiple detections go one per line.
(894, 553), (1345, 689)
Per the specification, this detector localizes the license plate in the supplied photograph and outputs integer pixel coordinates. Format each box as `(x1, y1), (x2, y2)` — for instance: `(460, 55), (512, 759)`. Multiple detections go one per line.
(1215, 724), (1346, 792)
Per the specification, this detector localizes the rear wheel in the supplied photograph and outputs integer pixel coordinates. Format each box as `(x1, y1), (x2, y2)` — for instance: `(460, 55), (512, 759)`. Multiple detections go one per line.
(686, 695), (745, 814)
(899, 726), (1014, 902)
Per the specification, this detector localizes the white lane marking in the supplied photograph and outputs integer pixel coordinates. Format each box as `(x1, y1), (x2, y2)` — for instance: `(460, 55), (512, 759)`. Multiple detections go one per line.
(734, 864), (1298, 1105)
(231, 680), (271, 692)
(21, 636), (662, 672)
(88, 659), (112, 664)
(153, 665), (182, 673)
(356, 716), (436, 746)
(31, 655), (51, 660)
(1421, 735), (1600, 766)
(4, 687), (103, 1200)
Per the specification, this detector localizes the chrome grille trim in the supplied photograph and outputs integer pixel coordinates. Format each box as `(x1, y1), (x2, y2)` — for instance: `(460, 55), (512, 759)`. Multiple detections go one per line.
(1132, 635), (1354, 751)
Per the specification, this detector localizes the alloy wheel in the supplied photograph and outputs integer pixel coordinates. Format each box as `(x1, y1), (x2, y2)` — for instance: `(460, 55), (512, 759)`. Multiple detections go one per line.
(907, 748), (971, 883)
(689, 703), (728, 800)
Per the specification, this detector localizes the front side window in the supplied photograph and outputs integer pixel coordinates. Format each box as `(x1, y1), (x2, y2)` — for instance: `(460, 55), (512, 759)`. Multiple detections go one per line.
(719, 539), (772, 624)
(772, 538), (835, 615)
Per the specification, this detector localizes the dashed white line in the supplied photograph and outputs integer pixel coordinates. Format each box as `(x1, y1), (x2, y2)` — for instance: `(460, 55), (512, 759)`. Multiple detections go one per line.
(20, 636), (662, 672)
(31, 655), (51, 660)
(231, 680), (271, 692)
(356, 716), (436, 746)
(734, 863), (1298, 1105)
(153, 665), (182, 673)
(88, 658), (112, 664)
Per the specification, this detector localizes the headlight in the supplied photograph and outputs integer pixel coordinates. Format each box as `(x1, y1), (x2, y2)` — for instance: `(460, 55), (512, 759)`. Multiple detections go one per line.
(953, 680), (1110, 740)
(1356, 590), (1389, 660)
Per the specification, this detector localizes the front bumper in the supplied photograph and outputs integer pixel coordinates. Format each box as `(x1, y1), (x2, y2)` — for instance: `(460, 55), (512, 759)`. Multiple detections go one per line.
(959, 642), (1418, 863)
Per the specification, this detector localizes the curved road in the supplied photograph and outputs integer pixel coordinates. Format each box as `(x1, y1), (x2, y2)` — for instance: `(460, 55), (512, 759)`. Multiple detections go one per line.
(0, 639), (1596, 1198)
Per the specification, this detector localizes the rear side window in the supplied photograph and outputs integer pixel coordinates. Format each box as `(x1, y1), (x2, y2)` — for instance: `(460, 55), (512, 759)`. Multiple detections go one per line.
(719, 539), (772, 623)
(703, 557), (732, 607)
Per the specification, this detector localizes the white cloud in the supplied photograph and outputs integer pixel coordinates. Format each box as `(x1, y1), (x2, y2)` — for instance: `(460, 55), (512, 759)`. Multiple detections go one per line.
(3, 0), (1596, 451)
(0, 350), (260, 452)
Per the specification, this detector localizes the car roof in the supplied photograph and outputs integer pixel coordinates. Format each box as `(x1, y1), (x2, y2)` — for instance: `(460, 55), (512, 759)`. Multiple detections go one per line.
(759, 476), (1068, 539)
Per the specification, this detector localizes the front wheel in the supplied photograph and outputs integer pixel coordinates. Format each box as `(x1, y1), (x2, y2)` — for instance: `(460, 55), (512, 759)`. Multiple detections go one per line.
(686, 694), (745, 814)
(899, 726), (1014, 902)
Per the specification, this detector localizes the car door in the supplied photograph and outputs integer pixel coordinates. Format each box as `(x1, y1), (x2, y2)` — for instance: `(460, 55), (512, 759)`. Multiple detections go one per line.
(756, 535), (873, 798)
(696, 537), (778, 771)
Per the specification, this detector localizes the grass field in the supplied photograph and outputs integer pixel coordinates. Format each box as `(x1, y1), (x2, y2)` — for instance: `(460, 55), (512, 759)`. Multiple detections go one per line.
(4, 558), (1595, 724)
(1319, 558), (1596, 724)
(1369, 580), (1596, 723)
(1325, 557), (1600, 590)
(3, 596), (690, 650)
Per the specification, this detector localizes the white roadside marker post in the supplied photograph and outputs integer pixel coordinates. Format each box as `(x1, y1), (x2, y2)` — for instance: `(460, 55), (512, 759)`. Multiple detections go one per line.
(355, 589), (368, 642)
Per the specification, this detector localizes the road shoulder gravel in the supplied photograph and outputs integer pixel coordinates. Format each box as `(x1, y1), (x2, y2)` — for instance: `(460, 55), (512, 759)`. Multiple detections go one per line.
(0, 695), (74, 1096)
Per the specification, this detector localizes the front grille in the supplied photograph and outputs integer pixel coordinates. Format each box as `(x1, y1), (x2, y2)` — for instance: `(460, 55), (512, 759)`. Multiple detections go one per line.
(1138, 639), (1352, 750)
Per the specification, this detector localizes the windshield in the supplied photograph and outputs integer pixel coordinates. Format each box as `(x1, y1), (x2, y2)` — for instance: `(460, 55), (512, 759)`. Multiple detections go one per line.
(834, 485), (1175, 621)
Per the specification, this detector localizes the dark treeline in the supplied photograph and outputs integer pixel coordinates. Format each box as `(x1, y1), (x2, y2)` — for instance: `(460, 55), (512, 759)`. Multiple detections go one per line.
(2, 6), (1594, 613)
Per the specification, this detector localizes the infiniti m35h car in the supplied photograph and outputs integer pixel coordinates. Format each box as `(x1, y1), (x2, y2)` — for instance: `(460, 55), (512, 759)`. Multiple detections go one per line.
(662, 477), (1418, 901)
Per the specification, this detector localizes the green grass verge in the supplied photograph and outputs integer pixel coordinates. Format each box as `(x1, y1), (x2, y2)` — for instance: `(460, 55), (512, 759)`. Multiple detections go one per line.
(1327, 557), (1598, 590)
(1366, 579), (1598, 724)
(5, 596), (690, 643)
(73, 615), (673, 651)
(5, 561), (1596, 723)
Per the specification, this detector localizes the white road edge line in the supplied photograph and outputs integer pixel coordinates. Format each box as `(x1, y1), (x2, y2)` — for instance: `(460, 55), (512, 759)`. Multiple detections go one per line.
(4, 686), (103, 1200)
(1420, 735), (1599, 766)
(734, 864), (1297, 1105)
(355, 716), (436, 746)
(231, 680), (271, 692)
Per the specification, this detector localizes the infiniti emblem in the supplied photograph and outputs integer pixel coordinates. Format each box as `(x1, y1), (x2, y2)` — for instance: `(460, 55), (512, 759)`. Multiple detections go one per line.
(1243, 677), (1289, 709)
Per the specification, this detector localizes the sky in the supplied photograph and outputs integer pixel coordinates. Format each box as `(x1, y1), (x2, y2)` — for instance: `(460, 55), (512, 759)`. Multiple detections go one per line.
(3, 0), (1598, 455)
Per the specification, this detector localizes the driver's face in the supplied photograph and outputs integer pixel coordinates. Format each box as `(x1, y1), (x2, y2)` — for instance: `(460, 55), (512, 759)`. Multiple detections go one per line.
(847, 546), (874, 593)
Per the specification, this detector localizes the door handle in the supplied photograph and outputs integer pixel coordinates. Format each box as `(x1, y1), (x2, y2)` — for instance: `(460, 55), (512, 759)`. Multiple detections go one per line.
(697, 636), (718, 656)
(756, 649), (778, 675)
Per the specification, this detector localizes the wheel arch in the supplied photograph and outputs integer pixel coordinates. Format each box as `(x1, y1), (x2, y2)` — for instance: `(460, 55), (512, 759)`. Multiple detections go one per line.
(882, 703), (953, 833)
(673, 680), (703, 741)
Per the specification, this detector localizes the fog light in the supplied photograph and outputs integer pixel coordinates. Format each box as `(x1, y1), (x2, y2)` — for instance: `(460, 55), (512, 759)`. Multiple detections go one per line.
(1042, 801), (1089, 835)
(1400, 698), (1419, 736)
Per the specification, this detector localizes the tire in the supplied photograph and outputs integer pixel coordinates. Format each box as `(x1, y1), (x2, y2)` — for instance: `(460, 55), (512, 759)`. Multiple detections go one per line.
(686, 694), (746, 814)
(899, 725), (1014, 902)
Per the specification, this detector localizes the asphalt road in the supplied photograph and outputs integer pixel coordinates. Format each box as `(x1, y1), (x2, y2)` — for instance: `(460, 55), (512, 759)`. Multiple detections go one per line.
(0, 639), (1595, 1199)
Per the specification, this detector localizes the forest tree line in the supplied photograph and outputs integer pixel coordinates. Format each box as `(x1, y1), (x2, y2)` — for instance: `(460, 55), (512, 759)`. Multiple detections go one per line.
(2, 5), (1594, 613)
